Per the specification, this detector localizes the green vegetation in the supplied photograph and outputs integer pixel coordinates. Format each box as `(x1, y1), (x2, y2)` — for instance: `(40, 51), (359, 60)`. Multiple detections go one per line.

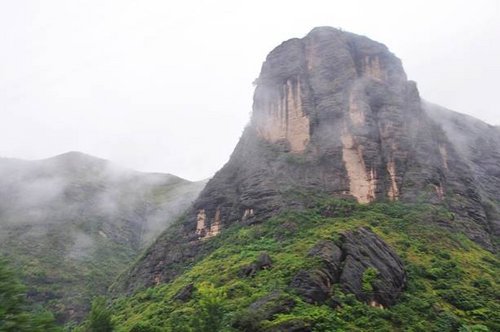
(0, 223), (138, 324)
(103, 198), (499, 331)
(87, 297), (114, 332)
(177, 282), (227, 332)
(0, 154), (204, 325)
(0, 258), (60, 332)
(361, 267), (378, 293)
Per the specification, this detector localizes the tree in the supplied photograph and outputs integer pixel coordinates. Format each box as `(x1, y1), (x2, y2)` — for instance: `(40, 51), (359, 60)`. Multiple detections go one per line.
(87, 296), (114, 332)
(0, 258), (59, 332)
(191, 282), (226, 332)
(0, 258), (29, 331)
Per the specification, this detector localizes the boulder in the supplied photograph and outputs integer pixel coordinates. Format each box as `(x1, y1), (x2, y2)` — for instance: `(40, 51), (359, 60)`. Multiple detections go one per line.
(291, 228), (406, 307)
(239, 252), (273, 278)
(172, 283), (194, 302)
(290, 269), (332, 304)
(232, 291), (295, 332)
(308, 240), (343, 282)
(340, 227), (406, 307)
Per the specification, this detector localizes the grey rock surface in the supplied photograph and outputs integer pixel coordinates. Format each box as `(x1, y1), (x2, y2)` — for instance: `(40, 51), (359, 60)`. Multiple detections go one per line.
(118, 26), (499, 294)
(339, 227), (406, 307)
(291, 228), (406, 307)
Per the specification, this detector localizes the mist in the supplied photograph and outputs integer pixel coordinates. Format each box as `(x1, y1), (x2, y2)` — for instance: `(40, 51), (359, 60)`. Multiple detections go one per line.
(0, 152), (205, 258)
(0, 151), (206, 321)
(423, 101), (500, 163)
(1, 0), (499, 181)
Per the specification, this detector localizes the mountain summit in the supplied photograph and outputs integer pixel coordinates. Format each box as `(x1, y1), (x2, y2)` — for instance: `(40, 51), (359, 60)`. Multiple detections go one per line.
(103, 27), (500, 331)
(118, 27), (499, 293)
(190, 26), (497, 247)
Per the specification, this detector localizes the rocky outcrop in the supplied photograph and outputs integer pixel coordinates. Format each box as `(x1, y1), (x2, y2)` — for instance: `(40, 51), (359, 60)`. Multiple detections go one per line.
(308, 240), (343, 282)
(290, 228), (406, 308)
(289, 240), (343, 305)
(172, 283), (194, 302)
(232, 291), (297, 332)
(195, 208), (222, 239)
(239, 252), (273, 278)
(339, 228), (406, 307)
(118, 26), (498, 294)
(290, 269), (333, 305)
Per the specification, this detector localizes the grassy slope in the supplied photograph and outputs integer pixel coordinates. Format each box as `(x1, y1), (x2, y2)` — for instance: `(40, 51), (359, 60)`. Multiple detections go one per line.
(1, 224), (137, 326)
(108, 198), (499, 332)
(0, 154), (205, 325)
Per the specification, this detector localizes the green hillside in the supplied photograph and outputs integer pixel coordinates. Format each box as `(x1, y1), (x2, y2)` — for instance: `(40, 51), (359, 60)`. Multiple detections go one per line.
(0, 152), (205, 324)
(104, 197), (499, 331)
(0, 258), (60, 332)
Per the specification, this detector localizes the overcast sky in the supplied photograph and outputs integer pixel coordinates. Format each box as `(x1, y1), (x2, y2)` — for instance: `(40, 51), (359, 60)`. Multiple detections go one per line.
(1, 0), (499, 181)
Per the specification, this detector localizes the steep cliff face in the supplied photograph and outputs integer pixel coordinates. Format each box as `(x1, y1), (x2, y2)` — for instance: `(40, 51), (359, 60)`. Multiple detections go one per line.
(117, 27), (498, 293)
(424, 102), (500, 239)
(190, 27), (493, 243)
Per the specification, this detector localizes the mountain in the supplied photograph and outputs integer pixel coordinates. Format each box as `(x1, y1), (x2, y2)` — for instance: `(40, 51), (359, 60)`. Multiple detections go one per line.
(423, 101), (500, 239)
(106, 27), (499, 331)
(0, 151), (205, 323)
(117, 26), (498, 292)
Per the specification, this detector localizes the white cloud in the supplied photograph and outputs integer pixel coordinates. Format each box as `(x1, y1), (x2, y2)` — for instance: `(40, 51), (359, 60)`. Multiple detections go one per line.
(0, 0), (498, 180)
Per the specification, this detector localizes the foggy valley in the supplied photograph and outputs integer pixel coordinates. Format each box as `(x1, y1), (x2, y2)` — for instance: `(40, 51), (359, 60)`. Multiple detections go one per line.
(0, 152), (205, 323)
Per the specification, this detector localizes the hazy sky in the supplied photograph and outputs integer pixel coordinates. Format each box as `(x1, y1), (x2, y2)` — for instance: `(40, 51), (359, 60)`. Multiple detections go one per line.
(1, 0), (499, 180)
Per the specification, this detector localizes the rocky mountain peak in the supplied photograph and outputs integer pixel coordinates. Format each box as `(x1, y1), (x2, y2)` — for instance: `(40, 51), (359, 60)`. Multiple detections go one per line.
(118, 27), (499, 293)
(206, 24), (498, 243)
(251, 27), (420, 204)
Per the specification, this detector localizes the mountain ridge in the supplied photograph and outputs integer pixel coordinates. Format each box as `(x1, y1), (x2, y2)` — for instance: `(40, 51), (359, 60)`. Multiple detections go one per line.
(0, 151), (206, 323)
